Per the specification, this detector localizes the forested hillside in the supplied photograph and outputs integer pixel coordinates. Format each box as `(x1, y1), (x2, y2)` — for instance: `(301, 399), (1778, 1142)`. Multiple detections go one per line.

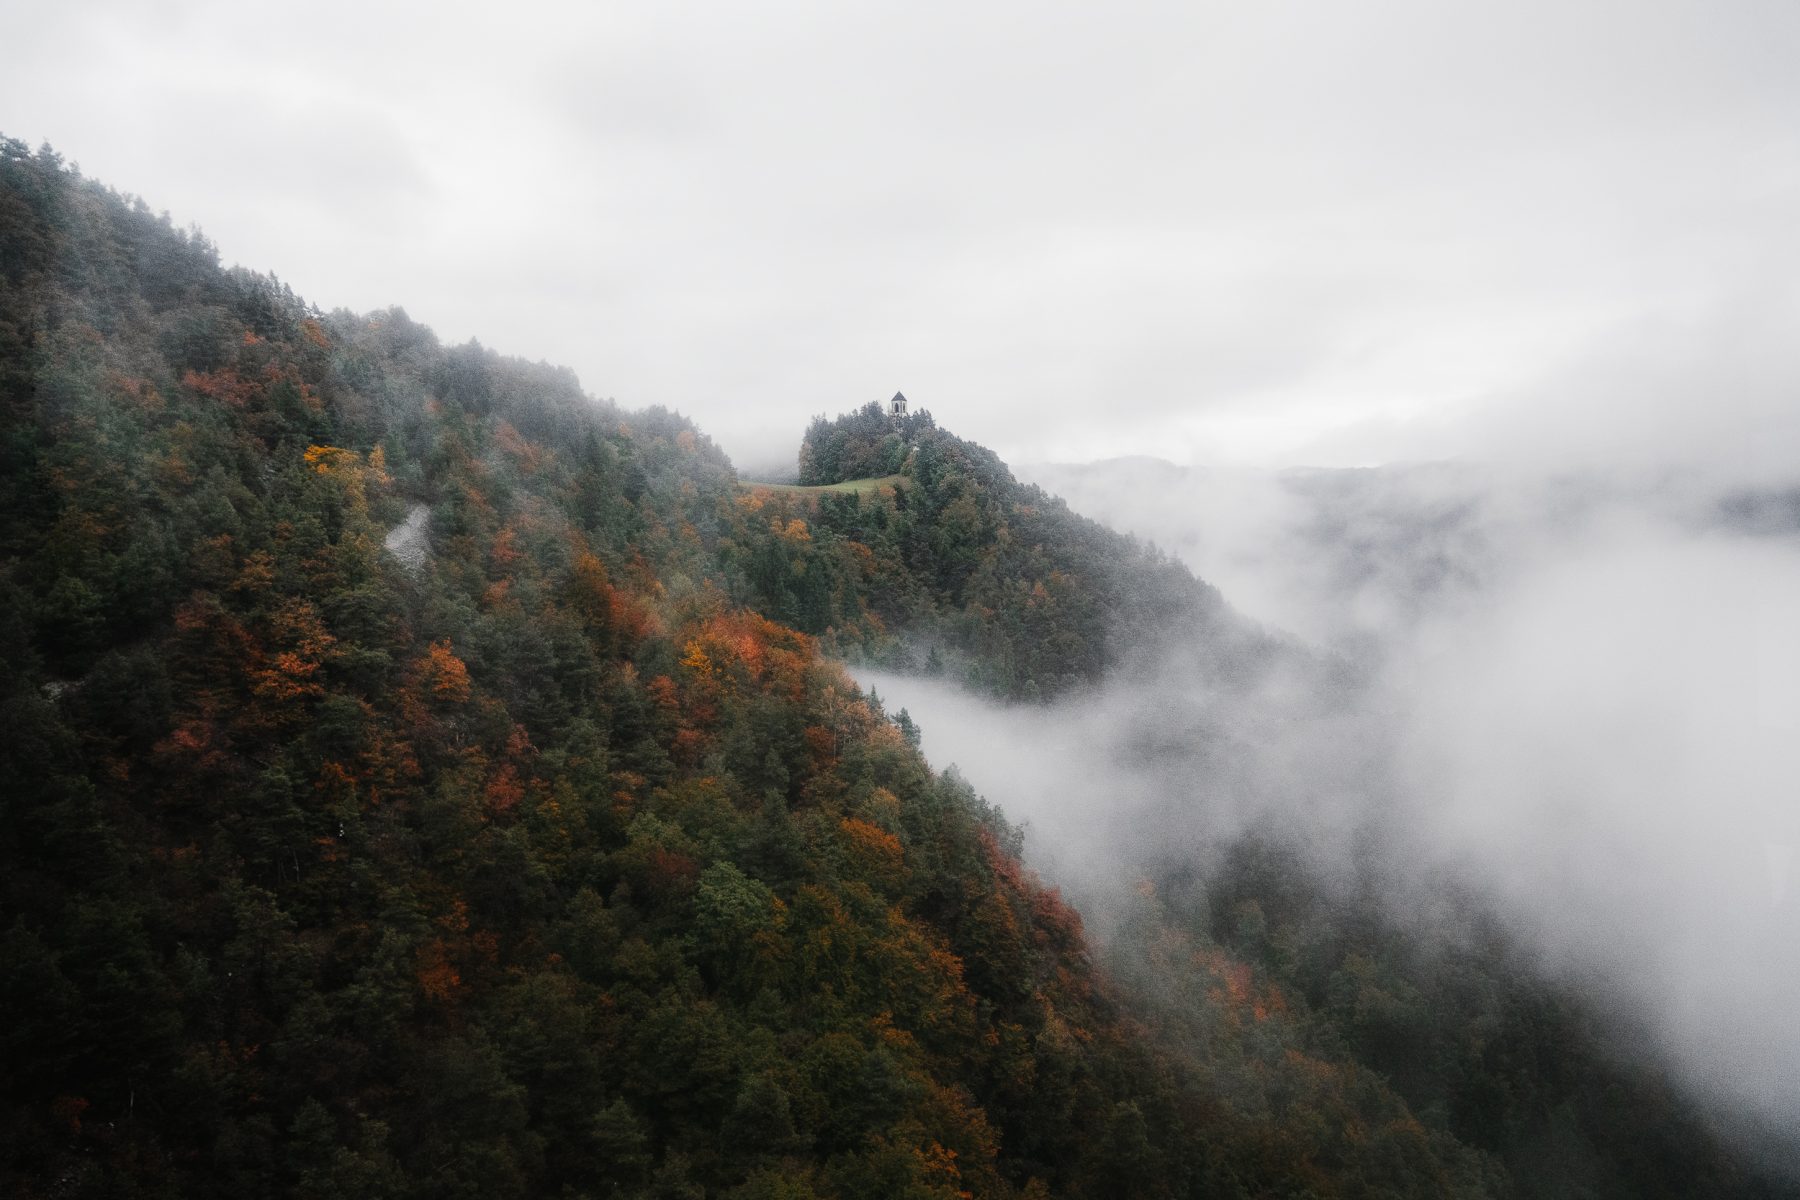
(773, 405), (1273, 700)
(0, 140), (1785, 1199)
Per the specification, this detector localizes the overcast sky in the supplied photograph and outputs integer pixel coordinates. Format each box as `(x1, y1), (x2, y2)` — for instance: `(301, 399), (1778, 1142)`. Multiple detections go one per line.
(7, 0), (1798, 473)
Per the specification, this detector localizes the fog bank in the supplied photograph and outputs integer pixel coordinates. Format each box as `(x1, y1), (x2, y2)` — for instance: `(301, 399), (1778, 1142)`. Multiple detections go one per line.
(857, 463), (1800, 1146)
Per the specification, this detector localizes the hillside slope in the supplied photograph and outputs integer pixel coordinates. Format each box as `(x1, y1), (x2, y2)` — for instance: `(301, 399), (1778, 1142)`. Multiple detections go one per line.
(736, 403), (1281, 702)
(0, 140), (1785, 1199)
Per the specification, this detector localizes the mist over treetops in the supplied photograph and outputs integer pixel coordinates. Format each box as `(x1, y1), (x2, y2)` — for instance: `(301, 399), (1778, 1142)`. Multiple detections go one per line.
(1, 139), (1789, 1199)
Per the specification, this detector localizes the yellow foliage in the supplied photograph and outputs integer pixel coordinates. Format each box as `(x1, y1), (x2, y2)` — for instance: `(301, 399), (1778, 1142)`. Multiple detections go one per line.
(302, 444), (369, 509)
(366, 444), (393, 488)
(303, 444), (358, 475)
(680, 640), (715, 679)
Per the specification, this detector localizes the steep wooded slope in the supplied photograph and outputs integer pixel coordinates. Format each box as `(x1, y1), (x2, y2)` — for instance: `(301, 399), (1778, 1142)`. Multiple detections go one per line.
(0, 140), (1784, 1199)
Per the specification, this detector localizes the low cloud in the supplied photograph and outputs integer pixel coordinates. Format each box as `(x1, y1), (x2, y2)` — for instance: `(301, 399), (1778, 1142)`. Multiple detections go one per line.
(865, 458), (1800, 1147)
(10, 1), (1800, 472)
(1396, 518), (1800, 1128)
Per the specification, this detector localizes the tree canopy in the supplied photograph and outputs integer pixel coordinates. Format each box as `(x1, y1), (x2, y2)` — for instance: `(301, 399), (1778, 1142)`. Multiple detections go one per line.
(0, 138), (1785, 1200)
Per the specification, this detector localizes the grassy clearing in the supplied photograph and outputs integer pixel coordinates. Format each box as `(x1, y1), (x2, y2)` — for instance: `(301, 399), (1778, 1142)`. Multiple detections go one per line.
(737, 474), (907, 495)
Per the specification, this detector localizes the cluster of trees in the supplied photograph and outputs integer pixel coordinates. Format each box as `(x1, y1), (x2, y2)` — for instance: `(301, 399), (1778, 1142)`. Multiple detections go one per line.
(736, 405), (1269, 700)
(796, 406), (916, 486)
(0, 137), (1786, 1199)
(1105, 839), (1772, 1198)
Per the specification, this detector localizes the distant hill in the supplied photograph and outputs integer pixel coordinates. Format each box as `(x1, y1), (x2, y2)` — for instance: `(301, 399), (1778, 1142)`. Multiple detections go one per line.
(735, 405), (1278, 701)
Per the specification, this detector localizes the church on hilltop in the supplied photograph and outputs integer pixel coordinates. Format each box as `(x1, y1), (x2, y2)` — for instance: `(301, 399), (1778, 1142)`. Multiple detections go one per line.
(889, 390), (908, 417)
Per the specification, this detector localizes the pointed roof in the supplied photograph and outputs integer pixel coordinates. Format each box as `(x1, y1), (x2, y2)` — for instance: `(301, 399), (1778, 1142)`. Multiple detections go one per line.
(891, 391), (907, 405)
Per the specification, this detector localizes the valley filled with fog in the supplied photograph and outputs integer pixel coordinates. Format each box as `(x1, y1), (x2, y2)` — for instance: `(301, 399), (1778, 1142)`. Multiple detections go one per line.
(859, 459), (1800, 1156)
